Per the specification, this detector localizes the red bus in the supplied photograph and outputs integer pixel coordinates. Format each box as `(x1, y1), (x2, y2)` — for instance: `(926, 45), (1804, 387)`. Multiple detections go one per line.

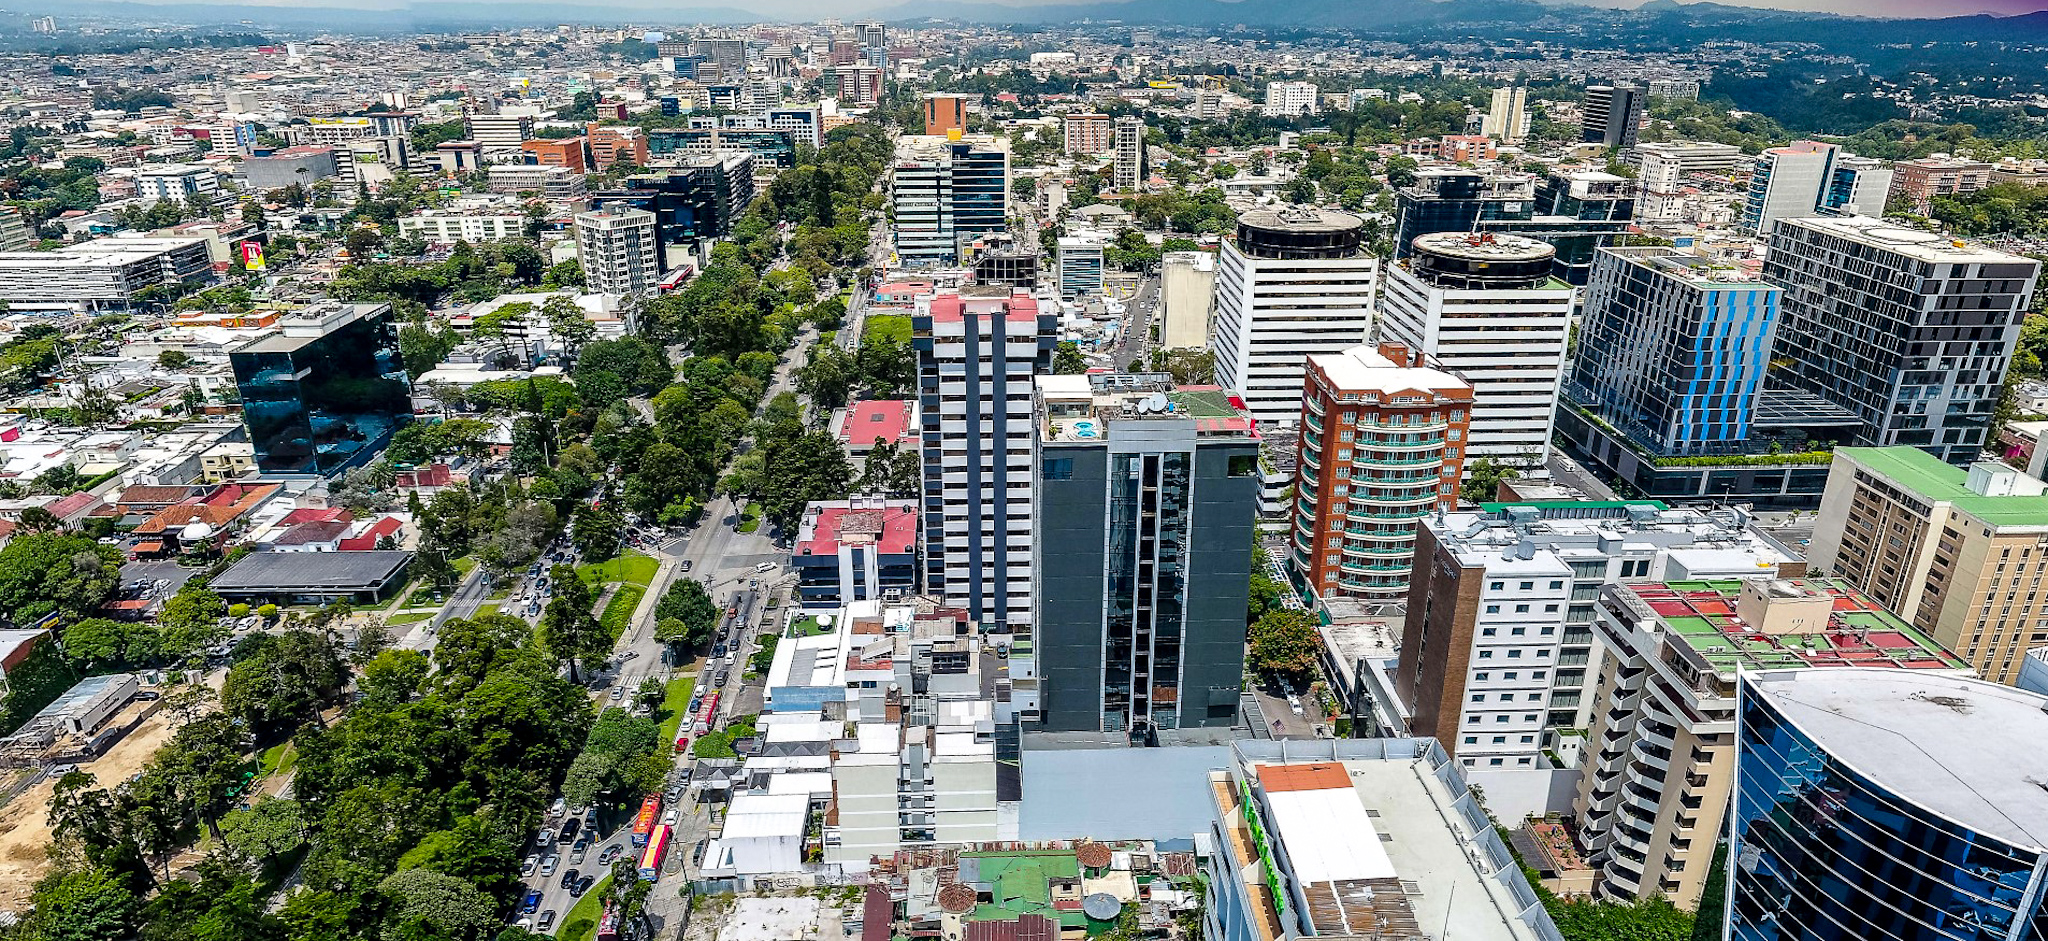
(630, 795), (661, 846)
(639, 824), (672, 881)
(694, 691), (722, 733)
(596, 900), (621, 941)
(658, 264), (696, 291)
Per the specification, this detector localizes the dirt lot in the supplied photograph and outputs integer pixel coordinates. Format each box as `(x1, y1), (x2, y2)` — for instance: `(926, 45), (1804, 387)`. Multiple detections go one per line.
(0, 705), (183, 912)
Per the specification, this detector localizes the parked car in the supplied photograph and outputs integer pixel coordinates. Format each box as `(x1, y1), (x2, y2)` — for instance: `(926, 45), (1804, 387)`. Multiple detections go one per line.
(661, 809), (678, 827)
(548, 798), (567, 818)
(754, 562), (776, 573)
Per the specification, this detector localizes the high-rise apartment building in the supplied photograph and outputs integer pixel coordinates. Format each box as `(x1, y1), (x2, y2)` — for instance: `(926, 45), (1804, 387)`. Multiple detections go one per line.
(1211, 208), (1380, 428)
(1575, 577), (1971, 907)
(1730, 670), (2048, 941)
(696, 37), (747, 73)
(584, 125), (650, 168)
(1482, 85), (1528, 141)
(890, 135), (1009, 267)
(1764, 215), (2037, 463)
(231, 303), (412, 475)
(831, 64), (884, 105)
(0, 207), (32, 252)
(1809, 448), (2048, 686)
(1633, 141), (1742, 223)
(853, 21), (886, 48)
(1741, 140), (1893, 234)
(1889, 154), (1993, 214)
(1289, 343), (1470, 603)
(1062, 113), (1112, 155)
(1580, 84), (1644, 149)
(1033, 374), (1260, 737)
(1262, 81), (1319, 117)
(915, 289), (1054, 633)
(135, 164), (219, 205)
(1056, 236), (1104, 299)
(1377, 233), (1574, 469)
(922, 93), (968, 137)
(1401, 502), (1798, 773)
(1571, 246), (1781, 456)
(1205, 742), (1562, 941)
(1112, 116), (1145, 192)
(574, 207), (659, 296)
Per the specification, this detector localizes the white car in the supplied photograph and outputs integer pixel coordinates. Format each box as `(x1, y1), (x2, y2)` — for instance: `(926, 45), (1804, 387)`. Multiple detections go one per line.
(535, 828), (553, 846)
(539, 854), (560, 877)
(548, 798), (566, 818)
(661, 808), (678, 827)
(520, 855), (539, 877)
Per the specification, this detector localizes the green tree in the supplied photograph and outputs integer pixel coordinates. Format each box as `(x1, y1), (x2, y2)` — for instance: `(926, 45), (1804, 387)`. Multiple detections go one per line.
(1248, 610), (1321, 679)
(539, 564), (605, 682)
(376, 868), (502, 941)
(156, 350), (194, 370)
(653, 578), (718, 652)
(1462, 457), (1520, 503)
(572, 501), (625, 562)
(0, 533), (123, 622)
(25, 866), (143, 941)
(216, 797), (307, 861)
(1052, 340), (1088, 374)
(220, 630), (348, 738)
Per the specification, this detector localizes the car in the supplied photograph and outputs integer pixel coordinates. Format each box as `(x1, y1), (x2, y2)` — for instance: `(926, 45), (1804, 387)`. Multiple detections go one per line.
(537, 910), (558, 931)
(674, 734), (690, 753)
(610, 687), (625, 701)
(518, 890), (542, 915)
(661, 809), (678, 827)
(549, 797), (567, 818)
(559, 868), (579, 889)
(571, 875), (596, 898)
(716, 669), (730, 687)
(559, 817), (581, 842)
(514, 917), (533, 930)
(539, 854), (559, 877)
(666, 785), (685, 804)
(520, 855), (539, 877)
(535, 828), (553, 846)
(600, 844), (624, 865)
(680, 560), (693, 572)
(693, 839), (708, 865)
(570, 840), (589, 864)
(754, 561), (776, 573)
(712, 643), (727, 658)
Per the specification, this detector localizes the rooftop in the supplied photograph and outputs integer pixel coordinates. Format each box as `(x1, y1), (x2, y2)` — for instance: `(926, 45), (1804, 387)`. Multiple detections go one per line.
(1840, 446), (2048, 528)
(1745, 669), (2048, 852)
(837, 399), (915, 448)
(795, 499), (917, 557)
(1237, 207), (1362, 234)
(1778, 215), (2034, 266)
(1311, 344), (1470, 398)
(1618, 578), (1970, 675)
(926, 290), (1041, 325)
(210, 549), (412, 591)
(1602, 245), (1772, 288)
(1037, 374), (1256, 443)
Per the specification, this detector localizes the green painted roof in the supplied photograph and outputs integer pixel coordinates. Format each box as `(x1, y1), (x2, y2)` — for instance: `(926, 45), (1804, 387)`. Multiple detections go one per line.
(1476, 500), (1670, 513)
(1628, 576), (1970, 674)
(1842, 447), (2048, 528)
(961, 851), (1086, 927)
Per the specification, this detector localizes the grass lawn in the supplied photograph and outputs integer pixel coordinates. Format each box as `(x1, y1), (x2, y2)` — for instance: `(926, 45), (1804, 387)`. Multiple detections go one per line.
(737, 502), (761, 534)
(598, 585), (646, 641)
(559, 873), (614, 941)
(477, 603), (501, 618)
(577, 552), (657, 587)
(386, 612), (434, 626)
(451, 555), (477, 577)
(788, 615), (834, 637)
(258, 741), (297, 779)
(654, 676), (698, 746)
(863, 312), (911, 345)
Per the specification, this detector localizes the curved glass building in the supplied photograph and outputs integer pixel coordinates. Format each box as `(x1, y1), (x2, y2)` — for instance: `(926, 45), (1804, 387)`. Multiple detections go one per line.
(1732, 669), (2048, 941)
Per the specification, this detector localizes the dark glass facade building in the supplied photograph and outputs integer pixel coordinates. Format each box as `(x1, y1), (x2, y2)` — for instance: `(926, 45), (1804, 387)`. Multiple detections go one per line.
(1393, 169), (1634, 285)
(231, 303), (411, 475)
(590, 152), (755, 269)
(1034, 376), (1260, 738)
(1732, 669), (2048, 941)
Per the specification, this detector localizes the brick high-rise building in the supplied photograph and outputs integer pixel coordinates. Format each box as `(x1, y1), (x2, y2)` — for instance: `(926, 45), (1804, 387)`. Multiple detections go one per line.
(1288, 343), (1471, 602)
(923, 94), (968, 137)
(521, 136), (588, 173)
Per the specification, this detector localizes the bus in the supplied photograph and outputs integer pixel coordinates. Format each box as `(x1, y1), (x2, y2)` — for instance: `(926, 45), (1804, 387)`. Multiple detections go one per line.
(595, 900), (621, 941)
(694, 691), (722, 734)
(630, 795), (661, 846)
(639, 824), (672, 881)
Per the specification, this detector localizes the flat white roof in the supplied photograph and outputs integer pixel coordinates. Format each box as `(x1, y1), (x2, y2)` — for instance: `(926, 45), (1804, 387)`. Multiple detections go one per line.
(1262, 779), (1397, 883)
(1747, 669), (2048, 851)
(1311, 345), (1468, 396)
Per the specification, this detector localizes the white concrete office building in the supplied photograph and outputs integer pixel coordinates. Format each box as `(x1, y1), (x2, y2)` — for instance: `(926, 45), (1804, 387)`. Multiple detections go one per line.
(396, 210), (525, 244)
(1377, 233), (1573, 469)
(1634, 141), (1742, 223)
(1212, 208), (1379, 428)
(574, 207), (659, 296)
(1158, 251), (1216, 349)
(1262, 81), (1319, 117)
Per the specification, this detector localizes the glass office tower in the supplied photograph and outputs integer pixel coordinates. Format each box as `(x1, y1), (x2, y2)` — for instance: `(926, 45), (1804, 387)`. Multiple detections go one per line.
(231, 303), (412, 475)
(1732, 669), (2048, 941)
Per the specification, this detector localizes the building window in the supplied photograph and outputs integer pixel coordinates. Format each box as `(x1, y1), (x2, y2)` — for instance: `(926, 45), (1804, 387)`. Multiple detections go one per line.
(1041, 458), (1073, 480)
(1490, 581), (1504, 590)
(1514, 605), (1530, 613)
(1490, 758), (1504, 766)
(1227, 454), (1259, 477)
(1471, 694), (1485, 702)
(1549, 580), (1564, 589)
(1485, 605), (1500, 614)
(1482, 627), (1497, 636)
(1464, 736), (1477, 744)
(1520, 581), (1534, 590)
(1474, 672), (1489, 681)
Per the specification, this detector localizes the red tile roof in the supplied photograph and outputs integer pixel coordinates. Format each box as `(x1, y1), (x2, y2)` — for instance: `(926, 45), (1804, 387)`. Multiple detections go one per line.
(339, 515), (404, 551)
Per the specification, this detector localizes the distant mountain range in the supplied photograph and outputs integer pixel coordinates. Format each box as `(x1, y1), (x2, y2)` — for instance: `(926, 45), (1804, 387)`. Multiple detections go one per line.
(29, 0), (2048, 38)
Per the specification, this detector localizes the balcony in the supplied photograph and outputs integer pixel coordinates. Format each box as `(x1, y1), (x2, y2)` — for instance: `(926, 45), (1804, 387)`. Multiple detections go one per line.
(1341, 560), (1413, 576)
(1304, 410), (1324, 434)
(1357, 419), (1449, 434)
(1351, 454), (1442, 469)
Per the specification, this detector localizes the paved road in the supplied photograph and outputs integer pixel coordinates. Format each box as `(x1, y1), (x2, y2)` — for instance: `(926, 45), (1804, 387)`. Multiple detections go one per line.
(1111, 272), (1161, 371)
(1546, 452), (1621, 500)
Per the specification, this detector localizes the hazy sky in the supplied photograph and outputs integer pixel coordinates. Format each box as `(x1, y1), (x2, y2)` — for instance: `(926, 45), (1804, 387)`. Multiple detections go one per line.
(1597, 0), (2048, 15)
(139, 0), (2048, 17)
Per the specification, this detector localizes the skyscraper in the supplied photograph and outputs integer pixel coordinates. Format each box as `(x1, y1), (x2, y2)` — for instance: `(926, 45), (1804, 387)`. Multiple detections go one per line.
(1211, 208), (1380, 428)
(1262, 81), (1319, 117)
(573, 206), (659, 296)
(1731, 669), (2048, 941)
(1377, 233), (1574, 469)
(1764, 215), (2037, 463)
(1741, 140), (1893, 235)
(1033, 373), (1260, 737)
(891, 135), (1009, 267)
(1112, 116), (1145, 192)
(1289, 343), (1471, 603)
(1571, 246), (1781, 456)
(1482, 85), (1528, 141)
(915, 289), (1054, 633)
(1062, 113), (1112, 155)
(1392, 168), (1634, 286)
(231, 303), (411, 475)
(1574, 577), (1971, 908)
(589, 152), (757, 270)
(1580, 84), (1644, 149)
